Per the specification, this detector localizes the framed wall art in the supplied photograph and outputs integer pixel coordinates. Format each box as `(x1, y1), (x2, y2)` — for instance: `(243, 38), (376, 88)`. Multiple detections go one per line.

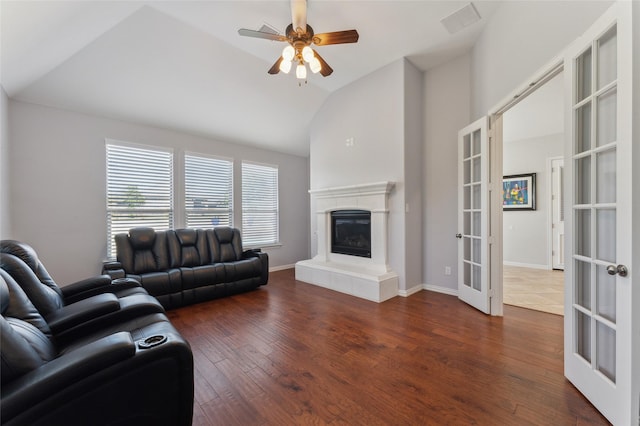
(503, 173), (536, 210)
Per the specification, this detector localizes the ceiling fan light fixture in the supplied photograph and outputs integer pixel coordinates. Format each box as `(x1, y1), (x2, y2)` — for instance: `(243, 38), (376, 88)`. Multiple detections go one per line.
(279, 59), (292, 74)
(296, 63), (307, 79)
(282, 45), (295, 61)
(309, 57), (321, 74)
(301, 46), (314, 63)
(238, 0), (359, 82)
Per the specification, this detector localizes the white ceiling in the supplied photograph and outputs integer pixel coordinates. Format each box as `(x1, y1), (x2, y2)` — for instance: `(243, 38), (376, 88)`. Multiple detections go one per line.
(1, 1), (502, 157)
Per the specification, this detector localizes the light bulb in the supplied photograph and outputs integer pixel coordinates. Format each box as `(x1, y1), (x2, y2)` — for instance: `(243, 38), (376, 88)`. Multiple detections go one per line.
(301, 46), (314, 63)
(309, 57), (321, 74)
(282, 45), (295, 61)
(279, 59), (292, 74)
(296, 63), (307, 79)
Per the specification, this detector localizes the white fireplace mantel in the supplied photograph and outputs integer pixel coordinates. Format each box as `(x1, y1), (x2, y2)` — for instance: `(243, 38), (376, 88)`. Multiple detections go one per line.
(308, 181), (395, 200)
(295, 181), (398, 303)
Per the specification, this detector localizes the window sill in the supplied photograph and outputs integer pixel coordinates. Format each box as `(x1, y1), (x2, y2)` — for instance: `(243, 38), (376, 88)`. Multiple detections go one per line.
(244, 242), (282, 250)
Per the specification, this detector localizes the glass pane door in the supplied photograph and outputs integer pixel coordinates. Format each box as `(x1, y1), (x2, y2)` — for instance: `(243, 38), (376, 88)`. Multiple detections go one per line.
(458, 117), (490, 314)
(564, 3), (635, 421)
(571, 23), (618, 386)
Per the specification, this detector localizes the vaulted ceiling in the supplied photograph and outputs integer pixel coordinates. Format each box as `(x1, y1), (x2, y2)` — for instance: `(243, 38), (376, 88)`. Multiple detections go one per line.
(1, 1), (502, 156)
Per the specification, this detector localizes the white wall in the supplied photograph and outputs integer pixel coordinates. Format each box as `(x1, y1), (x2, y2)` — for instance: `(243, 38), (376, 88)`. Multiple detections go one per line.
(423, 54), (471, 292)
(471, 0), (613, 119)
(502, 134), (563, 268)
(0, 87), (10, 238)
(309, 59), (410, 290)
(8, 100), (310, 284)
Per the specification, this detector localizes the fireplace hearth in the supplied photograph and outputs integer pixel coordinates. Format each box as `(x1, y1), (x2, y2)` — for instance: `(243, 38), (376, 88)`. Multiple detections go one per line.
(331, 210), (371, 258)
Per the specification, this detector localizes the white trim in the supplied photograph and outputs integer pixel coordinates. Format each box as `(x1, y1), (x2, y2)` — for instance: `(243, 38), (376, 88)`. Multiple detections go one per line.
(424, 284), (459, 297)
(105, 137), (174, 154)
(547, 156), (565, 270)
(398, 285), (423, 297)
(503, 261), (550, 270)
(309, 181), (395, 199)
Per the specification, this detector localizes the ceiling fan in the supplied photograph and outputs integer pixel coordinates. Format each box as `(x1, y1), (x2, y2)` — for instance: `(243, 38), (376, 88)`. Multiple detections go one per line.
(238, 0), (359, 80)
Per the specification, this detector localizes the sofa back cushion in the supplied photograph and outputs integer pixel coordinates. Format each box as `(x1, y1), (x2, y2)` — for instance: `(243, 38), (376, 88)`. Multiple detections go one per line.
(207, 227), (243, 262)
(0, 277), (56, 385)
(170, 229), (209, 267)
(0, 271), (52, 337)
(116, 228), (170, 274)
(0, 254), (64, 318)
(0, 240), (63, 299)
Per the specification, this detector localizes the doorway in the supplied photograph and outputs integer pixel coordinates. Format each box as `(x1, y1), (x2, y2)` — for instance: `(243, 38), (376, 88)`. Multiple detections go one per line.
(500, 71), (565, 315)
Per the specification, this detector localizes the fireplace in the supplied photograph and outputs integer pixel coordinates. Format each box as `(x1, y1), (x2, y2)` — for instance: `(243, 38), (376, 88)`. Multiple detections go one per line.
(331, 210), (371, 258)
(295, 181), (398, 303)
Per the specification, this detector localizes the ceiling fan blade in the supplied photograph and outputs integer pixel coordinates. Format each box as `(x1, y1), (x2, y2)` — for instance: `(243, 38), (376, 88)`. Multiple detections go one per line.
(312, 30), (359, 46)
(238, 28), (287, 42)
(312, 50), (333, 77)
(268, 57), (284, 75)
(291, 0), (307, 33)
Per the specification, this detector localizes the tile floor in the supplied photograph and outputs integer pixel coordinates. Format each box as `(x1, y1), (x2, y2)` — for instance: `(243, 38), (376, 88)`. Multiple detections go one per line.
(503, 265), (564, 316)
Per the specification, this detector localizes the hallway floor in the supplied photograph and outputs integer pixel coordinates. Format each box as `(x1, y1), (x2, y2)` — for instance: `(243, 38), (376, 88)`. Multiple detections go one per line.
(503, 265), (564, 316)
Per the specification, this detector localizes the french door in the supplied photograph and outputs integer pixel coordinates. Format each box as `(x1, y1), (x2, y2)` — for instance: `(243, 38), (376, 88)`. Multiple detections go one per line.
(457, 117), (491, 314)
(563, 2), (636, 424)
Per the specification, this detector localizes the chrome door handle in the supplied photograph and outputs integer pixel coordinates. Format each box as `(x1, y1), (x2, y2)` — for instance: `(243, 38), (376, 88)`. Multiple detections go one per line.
(455, 233), (462, 239)
(606, 264), (628, 277)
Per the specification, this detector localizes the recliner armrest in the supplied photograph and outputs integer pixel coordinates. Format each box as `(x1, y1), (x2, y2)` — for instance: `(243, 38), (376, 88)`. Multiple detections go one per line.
(60, 275), (111, 299)
(102, 261), (126, 280)
(1, 332), (135, 423)
(46, 293), (120, 335)
(242, 249), (269, 285)
(61, 274), (142, 304)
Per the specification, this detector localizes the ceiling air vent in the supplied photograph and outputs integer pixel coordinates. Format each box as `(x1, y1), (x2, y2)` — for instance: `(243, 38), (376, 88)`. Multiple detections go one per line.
(440, 3), (481, 34)
(258, 23), (280, 36)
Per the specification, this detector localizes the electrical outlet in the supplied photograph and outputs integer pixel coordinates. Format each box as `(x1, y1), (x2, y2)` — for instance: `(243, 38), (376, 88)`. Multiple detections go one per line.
(445, 266), (452, 276)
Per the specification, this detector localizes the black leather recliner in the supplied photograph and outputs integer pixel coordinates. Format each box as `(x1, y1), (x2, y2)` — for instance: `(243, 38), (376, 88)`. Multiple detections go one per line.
(0, 239), (147, 304)
(0, 252), (165, 344)
(0, 271), (194, 426)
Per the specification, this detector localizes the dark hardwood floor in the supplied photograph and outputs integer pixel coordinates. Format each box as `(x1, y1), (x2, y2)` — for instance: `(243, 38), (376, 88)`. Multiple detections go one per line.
(167, 269), (609, 425)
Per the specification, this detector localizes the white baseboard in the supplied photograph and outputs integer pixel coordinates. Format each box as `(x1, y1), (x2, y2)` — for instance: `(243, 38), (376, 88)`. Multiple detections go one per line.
(269, 264), (295, 272)
(398, 285), (423, 297)
(503, 261), (550, 270)
(423, 284), (459, 297)
(399, 284), (459, 298)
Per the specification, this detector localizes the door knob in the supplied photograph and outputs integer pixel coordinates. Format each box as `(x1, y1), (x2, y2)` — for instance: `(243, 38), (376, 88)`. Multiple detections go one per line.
(606, 264), (628, 277)
(455, 233), (462, 239)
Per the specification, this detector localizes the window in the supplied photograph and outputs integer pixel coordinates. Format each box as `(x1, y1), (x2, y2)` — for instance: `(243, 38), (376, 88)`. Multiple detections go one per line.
(242, 162), (279, 246)
(106, 142), (173, 257)
(184, 153), (233, 228)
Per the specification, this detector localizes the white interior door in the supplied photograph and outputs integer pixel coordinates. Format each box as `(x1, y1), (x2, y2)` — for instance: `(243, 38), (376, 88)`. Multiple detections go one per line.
(458, 117), (491, 314)
(563, 2), (636, 424)
(551, 158), (565, 270)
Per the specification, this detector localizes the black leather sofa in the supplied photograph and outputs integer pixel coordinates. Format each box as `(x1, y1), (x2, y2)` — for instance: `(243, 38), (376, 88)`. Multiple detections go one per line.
(0, 248), (194, 425)
(103, 227), (269, 309)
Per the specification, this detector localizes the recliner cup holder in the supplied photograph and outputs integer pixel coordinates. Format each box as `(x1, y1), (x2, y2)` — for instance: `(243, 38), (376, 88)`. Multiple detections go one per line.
(138, 335), (167, 349)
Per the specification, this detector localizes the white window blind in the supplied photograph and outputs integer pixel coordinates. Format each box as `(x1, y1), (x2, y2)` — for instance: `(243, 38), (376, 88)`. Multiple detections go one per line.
(106, 143), (173, 257)
(185, 154), (233, 229)
(242, 162), (278, 246)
